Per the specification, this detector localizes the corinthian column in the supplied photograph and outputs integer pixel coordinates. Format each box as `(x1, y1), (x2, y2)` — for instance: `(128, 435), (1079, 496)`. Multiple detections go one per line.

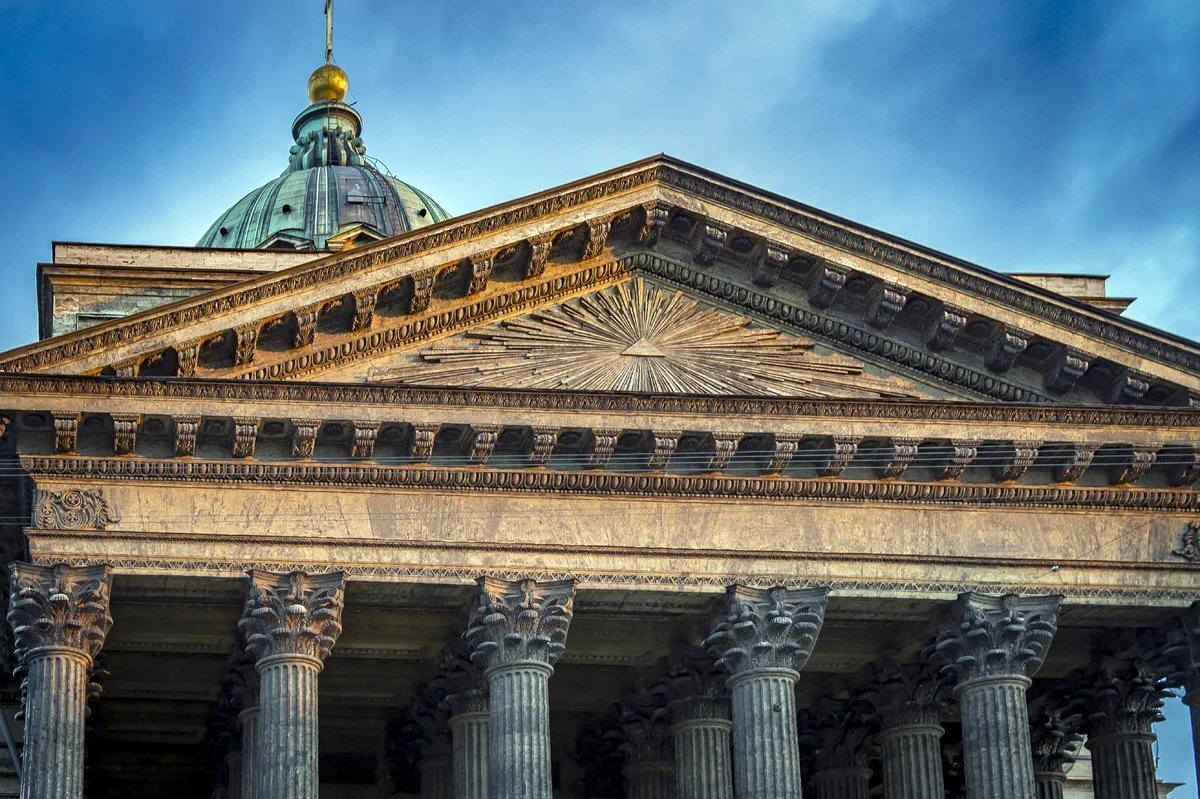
(1026, 688), (1082, 799)
(705, 585), (828, 799)
(1071, 656), (1168, 799)
(6, 563), (113, 799)
(237, 570), (345, 799)
(800, 697), (874, 799)
(222, 651), (260, 799)
(464, 577), (576, 799)
(860, 658), (950, 799)
(1156, 603), (1200, 794)
(934, 593), (1061, 799)
(411, 684), (453, 799)
(618, 688), (676, 799)
(660, 646), (733, 799)
(437, 642), (489, 799)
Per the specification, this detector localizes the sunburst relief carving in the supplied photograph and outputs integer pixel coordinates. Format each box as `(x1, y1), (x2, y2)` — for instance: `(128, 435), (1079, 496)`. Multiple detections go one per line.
(372, 279), (920, 398)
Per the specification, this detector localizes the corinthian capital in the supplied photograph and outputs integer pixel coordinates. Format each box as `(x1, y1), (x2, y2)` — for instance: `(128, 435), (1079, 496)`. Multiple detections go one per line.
(1069, 655), (1169, 737)
(860, 656), (951, 729)
(1153, 603), (1200, 693)
(465, 577), (576, 669)
(658, 645), (729, 722)
(238, 570), (345, 665)
(935, 593), (1060, 684)
(7, 563), (112, 662)
(434, 639), (489, 717)
(705, 585), (828, 675)
(1028, 687), (1083, 776)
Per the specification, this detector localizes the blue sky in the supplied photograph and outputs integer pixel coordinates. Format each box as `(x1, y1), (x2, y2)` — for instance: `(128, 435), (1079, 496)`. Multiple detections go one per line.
(1, 0), (1197, 791)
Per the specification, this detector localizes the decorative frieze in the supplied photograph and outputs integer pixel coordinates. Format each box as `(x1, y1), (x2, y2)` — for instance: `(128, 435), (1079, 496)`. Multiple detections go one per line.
(807, 263), (847, 309)
(231, 417), (259, 459)
(111, 413), (139, 456)
(351, 288), (378, 331)
(924, 306), (966, 351)
(350, 421), (380, 459)
(985, 327), (1028, 373)
(172, 415), (200, 457)
(34, 488), (119, 530)
(864, 282), (908, 329)
(466, 253), (494, 295)
(752, 246), (790, 289)
(582, 218), (612, 261)
(1044, 349), (1089, 394)
(410, 269), (437, 314)
(234, 324), (259, 366)
(293, 305), (319, 348)
(693, 222), (730, 266)
(528, 426), (559, 466)
(53, 411), (79, 455)
(291, 419), (320, 459)
(639, 202), (670, 246)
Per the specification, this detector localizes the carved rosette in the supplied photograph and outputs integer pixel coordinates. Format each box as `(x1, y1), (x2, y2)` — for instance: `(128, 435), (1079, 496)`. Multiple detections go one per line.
(465, 577), (576, 670)
(238, 570), (346, 665)
(860, 656), (951, 730)
(7, 563), (113, 661)
(34, 488), (120, 530)
(658, 645), (730, 722)
(935, 593), (1060, 685)
(705, 585), (828, 675)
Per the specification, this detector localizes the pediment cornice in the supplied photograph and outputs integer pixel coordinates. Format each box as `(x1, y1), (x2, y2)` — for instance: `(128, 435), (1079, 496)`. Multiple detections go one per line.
(3, 156), (1197, 404)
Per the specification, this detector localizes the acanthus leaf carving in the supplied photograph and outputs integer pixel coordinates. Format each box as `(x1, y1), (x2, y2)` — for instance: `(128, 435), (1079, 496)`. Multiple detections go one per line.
(528, 426), (559, 467)
(409, 269), (436, 314)
(860, 656), (951, 730)
(525, 236), (552, 280)
(647, 429), (681, 471)
(807, 263), (847, 310)
(658, 645), (729, 722)
(53, 412), (79, 455)
(35, 488), (120, 531)
(466, 253), (494, 295)
(234, 325), (259, 367)
(816, 435), (862, 478)
(705, 584), (828, 674)
(864, 282), (908, 329)
(238, 570), (345, 664)
(984, 327), (1029, 373)
(351, 421), (380, 459)
(468, 425), (500, 465)
(352, 288), (378, 331)
(231, 417), (259, 459)
(707, 433), (741, 472)
(464, 577), (576, 668)
(925, 306), (966, 351)
(409, 423), (438, 462)
(693, 222), (730, 266)
(175, 342), (199, 377)
(293, 306), (319, 348)
(1067, 655), (1168, 737)
(753, 246), (789, 289)
(291, 420), (320, 459)
(111, 413), (139, 456)
(589, 428), (619, 470)
(934, 593), (1060, 684)
(582, 217), (612, 261)
(638, 202), (670, 246)
(1045, 349), (1089, 395)
(994, 440), (1042, 483)
(7, 563), (113, 660)
(172, 415), (200, 458)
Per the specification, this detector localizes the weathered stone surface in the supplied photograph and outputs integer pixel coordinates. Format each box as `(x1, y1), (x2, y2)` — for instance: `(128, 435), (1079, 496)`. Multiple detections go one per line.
(799, 697), (874, 799)
(435, 641), (489, 799)
(936, 593), (1061, 799)
(1027, 686), (1083, 799)
(860, 658), (949, 799)
(659, 646), (733, 799)
(707, 585), (828, 799)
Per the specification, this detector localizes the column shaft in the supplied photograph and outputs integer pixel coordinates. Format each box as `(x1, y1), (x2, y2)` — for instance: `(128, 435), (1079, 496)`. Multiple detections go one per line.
(488, 661), (553, 799)
(255, 656), (320, 799)
(812, 767), (871, 799)
(226, 751), (242, 799)
(238, 706), (258, 799)
(672, 718), (733, 799)
(449, 711), (489, 799)
(20, 649), (89, 799)
(878, 724), (945, 799)
(419, 753), (453, 799)
(1086, 733), (1158, 799)
(957, 676), (1036, 799)
(1033, 773), (1065, 799)
(729, 668), (802, 799)
(624, 761), (676, 799)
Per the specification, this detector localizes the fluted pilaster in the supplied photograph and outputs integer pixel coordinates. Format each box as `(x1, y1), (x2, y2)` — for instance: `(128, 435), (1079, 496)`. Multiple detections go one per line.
(877, 726), (944, 799)
(7, 563), (113, 799)
(706, 585), (827, 799)
(448, 709), (488, 799)
(672, 716), (733, 799)
(238, 570), (345, 799)
(661, 645), (733, 799)
(935, 593), (1061, 799)
(488, 661), (554, 798)
(811, 767), (870, 799)
(238, 706), (259, 799)
(623, 760), (676, 799)
(860, 658), (947, 799)
(466, 577), (576, 799)
(1071, 656), (1167, 799)
(1033, 773), (1065, 799)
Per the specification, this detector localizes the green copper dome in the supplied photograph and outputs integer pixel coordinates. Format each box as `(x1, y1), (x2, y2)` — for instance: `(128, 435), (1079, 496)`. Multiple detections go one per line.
(198, 72), (449, 251)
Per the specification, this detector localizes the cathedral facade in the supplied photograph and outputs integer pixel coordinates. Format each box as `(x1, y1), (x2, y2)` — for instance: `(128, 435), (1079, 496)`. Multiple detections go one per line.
(0, 58), (1196, 799)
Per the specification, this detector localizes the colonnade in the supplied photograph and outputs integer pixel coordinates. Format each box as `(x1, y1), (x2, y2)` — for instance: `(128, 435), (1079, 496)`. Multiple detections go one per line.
(6, 562), (1200, 799)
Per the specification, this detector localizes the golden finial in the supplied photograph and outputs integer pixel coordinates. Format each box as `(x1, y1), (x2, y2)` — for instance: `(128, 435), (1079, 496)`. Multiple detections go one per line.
(307, 0), (348, 103)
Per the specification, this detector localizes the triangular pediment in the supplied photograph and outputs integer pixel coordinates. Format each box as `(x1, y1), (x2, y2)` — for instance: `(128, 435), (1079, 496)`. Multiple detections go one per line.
(357, 277), (930, 399)
(2, 155), (1197, 405)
